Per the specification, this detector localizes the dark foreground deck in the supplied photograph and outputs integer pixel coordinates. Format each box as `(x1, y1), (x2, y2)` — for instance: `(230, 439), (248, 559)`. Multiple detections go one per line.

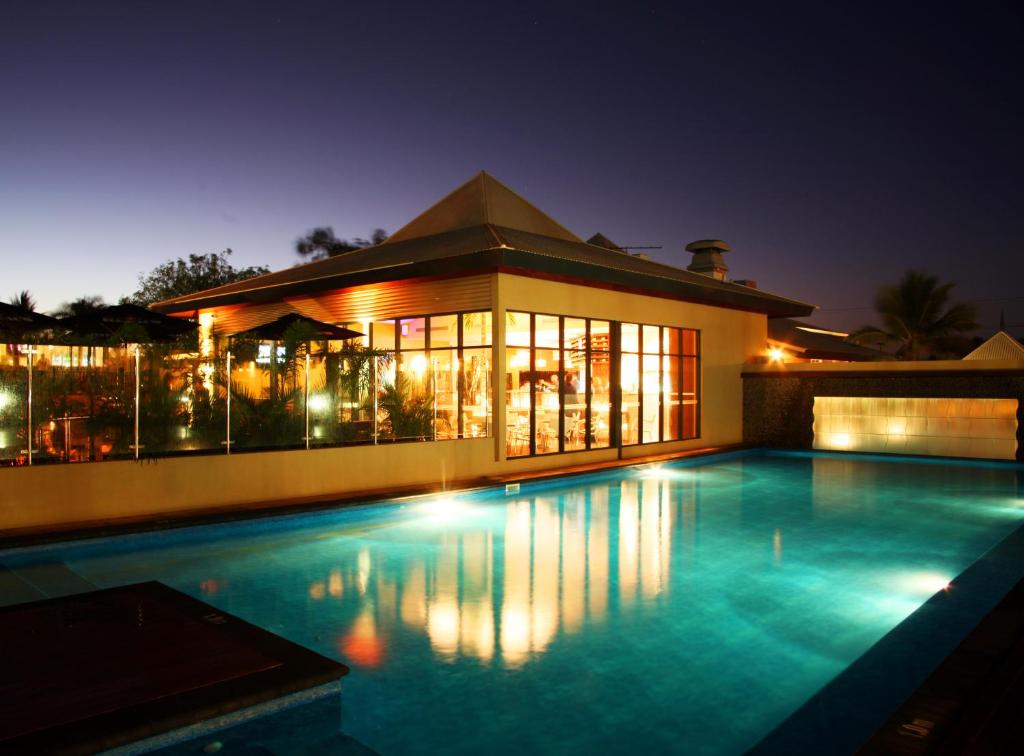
(0, 581), (348, 754)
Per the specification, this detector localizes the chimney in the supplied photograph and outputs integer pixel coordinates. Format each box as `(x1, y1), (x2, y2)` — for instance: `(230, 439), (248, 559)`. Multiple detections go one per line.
(685, 239), (730, 281)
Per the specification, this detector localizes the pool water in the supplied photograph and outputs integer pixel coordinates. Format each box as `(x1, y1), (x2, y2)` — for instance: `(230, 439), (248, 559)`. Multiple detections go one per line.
(5, 451), (1024, 754)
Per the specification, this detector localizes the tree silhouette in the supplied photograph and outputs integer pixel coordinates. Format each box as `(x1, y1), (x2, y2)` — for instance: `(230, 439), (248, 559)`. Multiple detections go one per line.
(7, 290), (36, 312)
(129, 249), (270, 305)
(295, 227), (387, 261)
(52, 295), (106, 318)
(849, 270), (977, 359)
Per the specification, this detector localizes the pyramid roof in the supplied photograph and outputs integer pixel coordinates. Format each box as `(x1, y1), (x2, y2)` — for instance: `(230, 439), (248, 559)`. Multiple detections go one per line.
(152, 172), (815, 320)
(385, 172), (581, 244)
(963, 331), (1024, 361)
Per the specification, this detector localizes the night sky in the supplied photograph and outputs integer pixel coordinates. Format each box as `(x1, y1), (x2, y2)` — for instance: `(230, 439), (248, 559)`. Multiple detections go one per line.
(3, 1), (1021, 333)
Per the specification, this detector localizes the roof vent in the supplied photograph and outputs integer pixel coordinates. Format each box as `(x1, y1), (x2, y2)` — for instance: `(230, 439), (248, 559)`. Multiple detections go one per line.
(685, 239), (730, 281)
(734, 279), (757, 289)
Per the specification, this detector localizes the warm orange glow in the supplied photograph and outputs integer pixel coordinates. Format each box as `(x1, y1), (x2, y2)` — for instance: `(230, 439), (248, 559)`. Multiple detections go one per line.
(340, 612), (385, 667)
(768, 346), (786, 362)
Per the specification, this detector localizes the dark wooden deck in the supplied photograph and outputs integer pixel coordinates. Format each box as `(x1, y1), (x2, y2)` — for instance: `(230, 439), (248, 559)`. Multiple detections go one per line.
(0, 581), (348, 755)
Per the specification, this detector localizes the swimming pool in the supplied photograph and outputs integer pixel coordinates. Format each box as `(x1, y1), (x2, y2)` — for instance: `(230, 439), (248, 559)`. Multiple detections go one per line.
(4, 450), (1024, 754)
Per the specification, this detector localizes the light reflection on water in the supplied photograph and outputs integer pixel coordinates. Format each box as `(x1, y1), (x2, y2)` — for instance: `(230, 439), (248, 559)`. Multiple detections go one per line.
(8, 453), (1024, 754)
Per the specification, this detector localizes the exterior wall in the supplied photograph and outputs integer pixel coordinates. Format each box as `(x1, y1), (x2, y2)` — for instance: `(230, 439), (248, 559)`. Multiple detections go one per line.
(3, 273), (770, 535)
(0, 438), (623, 534)
(497, 273), (766, 459)
(743, 360), (1024, 460)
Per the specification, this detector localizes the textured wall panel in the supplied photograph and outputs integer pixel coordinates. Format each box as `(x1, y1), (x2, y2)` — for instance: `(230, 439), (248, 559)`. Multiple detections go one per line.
(812, 396), (1018, 459)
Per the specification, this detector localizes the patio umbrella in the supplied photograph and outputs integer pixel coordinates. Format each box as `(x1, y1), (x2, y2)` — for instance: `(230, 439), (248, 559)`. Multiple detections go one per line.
(227, 314), (363, 450)
(229, 313), (363, 341)
(58, 304), (196, 345)
(0, 301), (60, 343)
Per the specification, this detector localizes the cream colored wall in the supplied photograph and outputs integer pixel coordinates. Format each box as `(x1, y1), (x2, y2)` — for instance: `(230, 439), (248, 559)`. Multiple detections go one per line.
(0, 438), (501, 533)
(496, 273), (766, 456)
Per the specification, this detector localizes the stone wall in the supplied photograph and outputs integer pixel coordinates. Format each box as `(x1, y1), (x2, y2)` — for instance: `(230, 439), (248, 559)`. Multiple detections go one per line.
(743, 365), (1024, 461)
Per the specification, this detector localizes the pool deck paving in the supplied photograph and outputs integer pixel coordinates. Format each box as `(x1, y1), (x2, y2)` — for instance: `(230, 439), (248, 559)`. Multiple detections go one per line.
(0, 581), (348, 754)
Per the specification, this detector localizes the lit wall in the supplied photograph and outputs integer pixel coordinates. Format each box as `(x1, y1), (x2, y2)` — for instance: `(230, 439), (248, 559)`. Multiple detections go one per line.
(813, 396), (1018, 459)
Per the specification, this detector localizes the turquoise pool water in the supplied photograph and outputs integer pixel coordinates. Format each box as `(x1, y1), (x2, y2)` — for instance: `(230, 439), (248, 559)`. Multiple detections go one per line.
(4, 450), (1024, 754)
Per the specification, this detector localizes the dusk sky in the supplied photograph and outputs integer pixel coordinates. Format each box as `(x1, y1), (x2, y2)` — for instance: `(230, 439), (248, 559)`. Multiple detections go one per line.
(3, 1), (1021, 333)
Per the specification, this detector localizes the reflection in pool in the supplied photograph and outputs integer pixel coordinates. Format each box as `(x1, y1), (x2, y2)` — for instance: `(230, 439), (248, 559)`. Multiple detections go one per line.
(5, 451), (1024, 754)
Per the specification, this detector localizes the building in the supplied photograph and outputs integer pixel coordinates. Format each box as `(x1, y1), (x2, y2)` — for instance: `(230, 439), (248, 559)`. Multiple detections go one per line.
(153, 172), (813, 473)
(765, 318), (889, 363)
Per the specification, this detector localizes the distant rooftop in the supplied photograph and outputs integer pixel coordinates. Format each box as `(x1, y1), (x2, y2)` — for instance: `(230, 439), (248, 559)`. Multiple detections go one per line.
(963, 331), (1024, 361)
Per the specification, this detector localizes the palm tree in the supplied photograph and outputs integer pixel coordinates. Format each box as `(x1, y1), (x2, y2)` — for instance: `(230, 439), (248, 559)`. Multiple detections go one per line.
(51, 295), (105, 318)
(8, 290), (36, 312)
(850, 270), (977, 359)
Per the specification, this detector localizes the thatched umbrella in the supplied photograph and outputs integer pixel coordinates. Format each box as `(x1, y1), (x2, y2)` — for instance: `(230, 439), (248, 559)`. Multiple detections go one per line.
(228, 314), (363, 450)
(0, 301), (59, 343)
(231, 313), (362, 342)
(58, 303), (195, 345)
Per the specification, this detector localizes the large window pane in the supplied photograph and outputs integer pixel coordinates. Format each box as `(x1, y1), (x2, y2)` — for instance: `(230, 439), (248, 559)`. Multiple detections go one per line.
(563, 356), (586, 451)
(535, 314), (559, 348)
(683, 355), (698, 438)
(641, 353), (661, 442)
(620, 353), (639, 445)
(373, 320), (396, 352)
(682, 329), (698, 356)
(432, 350), (458, 440)
(662, 355), (681, 441)
(664, 327), (680, 355)
(462, 312), (492, 347)
(642, 325), (660, 354)
(505, 347), (531, 456)
(0, 363), (27, 464)
(430, 315), (458, 348)
(589, 346), (611, 449)
(461, 347), (491, 438)
(506, 311), (531, 346)
(534, 347), (559, 453)
(399, 317), (427, 350)
(621, 323), (639, 353)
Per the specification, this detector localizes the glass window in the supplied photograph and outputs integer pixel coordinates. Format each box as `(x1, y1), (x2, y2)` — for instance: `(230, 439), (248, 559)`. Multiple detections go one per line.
(590, 320), (610, 352)
(505, 347), (531, 457)
(430, 314), (457, 348)
(432, 350), (458, 440)
(682, 355), (698, 439)
(534, 346), (560, 453)
(589, 337), (611, 450)
(663, 327), (680, 355)
(461, 348), (491, 438)
(641, 353), (661, 442)
(621, 323), (639, 353)
(642, 325), (660, 354)
(462, 312), (492, 347)
(372, 319), (396, 352)
(399, 317), (426, 350)
(534, 314), (560, 348)
(682, 329), (698, 356)
(563, 318), (586, 350)
(506, 312), (531, 347)
(620, 353), (639, 446)
(662, 355), (681, 441)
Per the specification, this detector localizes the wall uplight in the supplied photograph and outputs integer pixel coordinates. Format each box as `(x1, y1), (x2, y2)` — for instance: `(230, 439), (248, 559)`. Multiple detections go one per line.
(768, 347), (786, 363)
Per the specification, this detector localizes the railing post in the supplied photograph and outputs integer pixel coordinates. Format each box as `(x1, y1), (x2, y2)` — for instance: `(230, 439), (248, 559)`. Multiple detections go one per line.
(133, 346), (141, 460)
(372, 354), (378, 444)
(225, 351), (232, 455)
(26, 346), (33, 466)
(304, 351), (310, 450)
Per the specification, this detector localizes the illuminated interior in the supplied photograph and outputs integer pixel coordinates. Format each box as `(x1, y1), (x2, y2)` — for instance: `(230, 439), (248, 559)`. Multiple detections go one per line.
(505, 311), (699, 458)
